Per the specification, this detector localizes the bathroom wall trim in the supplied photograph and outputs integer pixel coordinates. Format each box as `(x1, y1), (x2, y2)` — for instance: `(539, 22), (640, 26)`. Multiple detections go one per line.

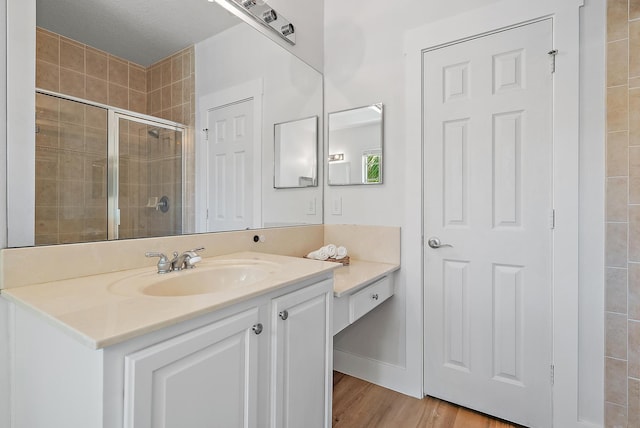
(404, 0), (601, 427)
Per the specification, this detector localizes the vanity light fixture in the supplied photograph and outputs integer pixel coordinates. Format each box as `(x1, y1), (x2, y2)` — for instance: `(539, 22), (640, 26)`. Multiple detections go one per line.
(281, 23), (295, 37)
(328, 153), (344, 162)
(262, 9), (277, 23)
(211, 0), (296, 45)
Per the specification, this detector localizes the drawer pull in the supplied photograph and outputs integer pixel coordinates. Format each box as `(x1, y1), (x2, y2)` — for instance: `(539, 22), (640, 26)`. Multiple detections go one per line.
(279, 310), (289, 321)
(372, 293), (379, 300)
(252, 323), (263, 335)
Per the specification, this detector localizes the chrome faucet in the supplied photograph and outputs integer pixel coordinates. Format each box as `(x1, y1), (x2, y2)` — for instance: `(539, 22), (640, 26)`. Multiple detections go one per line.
(171, 247), (204, 271)
(145, 247), (204, 274)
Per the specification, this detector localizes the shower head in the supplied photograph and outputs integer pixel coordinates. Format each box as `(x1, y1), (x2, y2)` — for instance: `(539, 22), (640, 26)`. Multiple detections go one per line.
(148, 128), (160, 139)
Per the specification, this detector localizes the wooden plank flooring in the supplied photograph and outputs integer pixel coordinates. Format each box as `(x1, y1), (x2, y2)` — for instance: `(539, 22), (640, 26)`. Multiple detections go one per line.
(333, 372), (524, 428)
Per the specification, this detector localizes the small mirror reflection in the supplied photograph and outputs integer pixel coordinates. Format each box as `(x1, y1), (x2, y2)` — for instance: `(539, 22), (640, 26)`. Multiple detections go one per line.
(327, 103), (383, 186)
(274, 116), (318, 189)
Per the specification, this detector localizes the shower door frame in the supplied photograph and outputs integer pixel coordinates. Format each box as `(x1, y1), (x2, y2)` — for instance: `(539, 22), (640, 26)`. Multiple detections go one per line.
(35, 89), (187, 242)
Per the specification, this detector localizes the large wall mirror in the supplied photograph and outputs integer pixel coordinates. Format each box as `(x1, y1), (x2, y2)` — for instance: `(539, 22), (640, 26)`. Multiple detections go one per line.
(327, 103), (383, 186)
(6, 0), (323, 247)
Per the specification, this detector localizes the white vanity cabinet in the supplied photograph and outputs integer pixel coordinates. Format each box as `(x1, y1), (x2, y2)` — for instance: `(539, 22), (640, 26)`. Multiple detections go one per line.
(122, 307), (262, 428)
(270, 280), (333, 428)
(6, 273), (333, 428)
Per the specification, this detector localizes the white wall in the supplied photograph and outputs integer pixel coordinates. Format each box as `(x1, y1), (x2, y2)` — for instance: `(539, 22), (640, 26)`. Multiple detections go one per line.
(195, 23), (323, 229)
(325, 0), (504, 397)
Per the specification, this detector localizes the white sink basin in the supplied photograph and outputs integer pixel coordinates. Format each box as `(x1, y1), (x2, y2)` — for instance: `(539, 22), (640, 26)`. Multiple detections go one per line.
(108, 259), (282, 297)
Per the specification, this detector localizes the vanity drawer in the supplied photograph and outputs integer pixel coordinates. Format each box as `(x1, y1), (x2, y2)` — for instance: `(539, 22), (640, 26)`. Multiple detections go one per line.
(349, 276), (393, 323)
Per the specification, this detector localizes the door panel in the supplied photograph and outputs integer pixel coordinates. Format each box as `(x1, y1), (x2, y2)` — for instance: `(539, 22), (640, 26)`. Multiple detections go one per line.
(423, 20), (553, 427)
(206, 99), (253, 232)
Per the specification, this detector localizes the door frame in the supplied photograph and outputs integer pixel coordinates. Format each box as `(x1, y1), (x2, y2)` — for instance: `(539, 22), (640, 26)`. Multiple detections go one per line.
(404, 0), (591, 426)
(196, 79), (264, 232)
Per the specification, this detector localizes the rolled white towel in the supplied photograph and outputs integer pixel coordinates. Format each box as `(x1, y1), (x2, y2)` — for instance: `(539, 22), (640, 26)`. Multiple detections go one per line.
(307, 248), (329, 261)
(335, 246), (348, 260)
(323, 244), (337, 258)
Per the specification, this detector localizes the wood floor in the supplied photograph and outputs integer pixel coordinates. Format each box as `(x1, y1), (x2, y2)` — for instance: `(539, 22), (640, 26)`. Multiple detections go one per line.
(332, 372), (524, 428)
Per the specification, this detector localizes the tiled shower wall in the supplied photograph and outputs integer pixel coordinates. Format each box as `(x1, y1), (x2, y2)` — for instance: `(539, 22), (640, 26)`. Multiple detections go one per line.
(606, 0), (640, 426)
(34, 27), (195, 244)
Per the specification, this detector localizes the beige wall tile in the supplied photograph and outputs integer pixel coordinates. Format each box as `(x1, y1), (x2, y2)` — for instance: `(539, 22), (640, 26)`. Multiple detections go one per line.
(161, 60), (172, 87)
(630, 263), (640, 321)
(608, 85), (629, 132)
(630, 377), (640, 427)
(149, 89), (161, 115)
(630, 177), (640, 204)
(608, 267), (629, 313)
(59, 39), (84, 74)
(608, 178), (629, 222)
(609, 39), (629, 86)
(86, 47), (107, 80)
(630, 147), (640, 177)
(630, 89), (640, 143)
(608, 131), (629, 177)
(631, 76), (640, 89)
(609, 0), (629, 41)
(607, 223), (629, 267)
(108, 57), (128, 88)
(171, 55), (183, 81)
(129, 90), (146, 115)
(606, 357), (628, 405)
(85, 77), (108, 105)
(633, 0), (640, 20)
(171, 82), (182, 109)
(150, 66), (162, 92)
(59, 68), (85, 99)
(605, 401), (627, 428)
(161, 85), (172, 111)
(607, 312), (629, 359)
(629, 321), (640, 378)
(36, 60), (59, 92)
(36, 29), (59, 65)
(630, 207), (640, 262)
(108, 83), (128, 110)
(632, 21), (640, 78)
(129, 65), (146, 93)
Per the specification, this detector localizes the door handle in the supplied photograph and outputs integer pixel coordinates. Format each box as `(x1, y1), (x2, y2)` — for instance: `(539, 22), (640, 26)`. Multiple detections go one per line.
(427, 237), (453, 249)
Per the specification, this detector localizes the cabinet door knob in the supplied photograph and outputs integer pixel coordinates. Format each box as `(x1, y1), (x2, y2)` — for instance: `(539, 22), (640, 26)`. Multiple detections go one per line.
(252, 323), (263, 335)
(279, 310), (289, 321)
(372, 293), (379, 300)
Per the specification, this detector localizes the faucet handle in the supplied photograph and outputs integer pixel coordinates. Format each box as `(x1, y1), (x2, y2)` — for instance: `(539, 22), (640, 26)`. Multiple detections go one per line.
(188, 247), (205, 253)
(145, 252), (172, 274)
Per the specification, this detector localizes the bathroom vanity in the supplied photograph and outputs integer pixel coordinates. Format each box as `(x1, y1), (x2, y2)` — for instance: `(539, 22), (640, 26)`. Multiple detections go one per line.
(2, 252), (336, 428)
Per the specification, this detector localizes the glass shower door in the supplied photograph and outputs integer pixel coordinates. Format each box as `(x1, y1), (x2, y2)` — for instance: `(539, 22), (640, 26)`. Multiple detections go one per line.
(112, 114), (185, 240)
(35, 93), (108, 245)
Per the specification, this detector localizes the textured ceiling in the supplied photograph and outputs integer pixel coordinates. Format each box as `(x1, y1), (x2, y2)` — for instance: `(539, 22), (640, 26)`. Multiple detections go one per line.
(36, 0), (240, 66)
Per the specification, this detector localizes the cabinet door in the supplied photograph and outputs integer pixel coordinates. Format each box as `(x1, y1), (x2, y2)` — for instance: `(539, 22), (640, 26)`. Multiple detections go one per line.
(123, 308), (261, 428)
(270, 279), (333, 428)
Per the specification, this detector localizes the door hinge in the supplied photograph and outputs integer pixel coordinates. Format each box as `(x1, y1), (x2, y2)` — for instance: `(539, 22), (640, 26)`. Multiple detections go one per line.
(550, 364), (555, 385)
(206, 209), (209, 220)
(548, 50), (558, 74)
(550, 209), (556, 230)
(203, 128), (209, 141)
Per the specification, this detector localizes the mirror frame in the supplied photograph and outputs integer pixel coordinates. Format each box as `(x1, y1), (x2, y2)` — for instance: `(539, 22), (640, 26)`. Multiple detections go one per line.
(327, 103), (384, 186)
(273, 115), (318, 189)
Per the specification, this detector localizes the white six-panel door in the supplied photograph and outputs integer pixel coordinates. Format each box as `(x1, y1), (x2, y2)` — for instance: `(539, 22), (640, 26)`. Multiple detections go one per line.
(206, 99), (254, 232)
(423, 20), (553, 427)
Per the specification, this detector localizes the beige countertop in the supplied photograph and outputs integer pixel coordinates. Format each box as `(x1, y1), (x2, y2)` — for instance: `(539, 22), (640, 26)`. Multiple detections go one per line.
(332, 260), (400, 297)
(0, 252), (338, 349)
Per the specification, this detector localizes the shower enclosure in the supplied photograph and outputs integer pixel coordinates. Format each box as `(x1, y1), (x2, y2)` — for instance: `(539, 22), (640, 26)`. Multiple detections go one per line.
(35, 91), (187, 245)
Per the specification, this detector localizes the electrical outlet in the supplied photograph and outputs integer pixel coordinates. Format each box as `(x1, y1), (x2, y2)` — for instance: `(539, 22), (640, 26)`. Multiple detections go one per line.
(331, 197), (342, 216)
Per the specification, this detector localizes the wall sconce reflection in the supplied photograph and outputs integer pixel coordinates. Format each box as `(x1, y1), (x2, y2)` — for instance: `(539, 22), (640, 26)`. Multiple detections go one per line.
(328, 153), (345, 162)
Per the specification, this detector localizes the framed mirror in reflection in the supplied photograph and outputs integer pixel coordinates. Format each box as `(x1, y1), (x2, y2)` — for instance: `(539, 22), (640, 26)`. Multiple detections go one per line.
(327, 103), (383, 186)
(7, 0), (323, 247)
(274, 116), (318, 189)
